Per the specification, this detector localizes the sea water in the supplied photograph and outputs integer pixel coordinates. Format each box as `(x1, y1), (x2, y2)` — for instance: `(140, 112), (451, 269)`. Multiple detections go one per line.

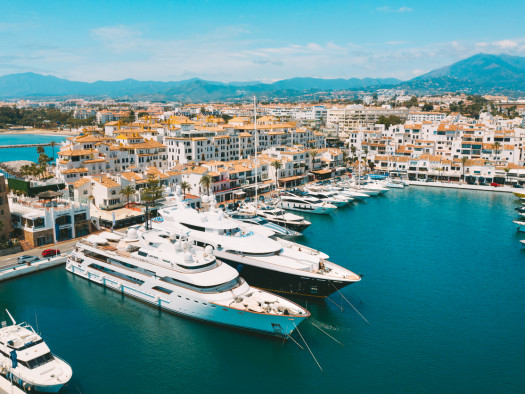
(0, 134), (67, 163)
(1, 187), (525, 393)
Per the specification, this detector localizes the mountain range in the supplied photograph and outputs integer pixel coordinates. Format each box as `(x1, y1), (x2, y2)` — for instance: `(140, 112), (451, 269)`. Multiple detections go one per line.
(0, 53), (524, 101)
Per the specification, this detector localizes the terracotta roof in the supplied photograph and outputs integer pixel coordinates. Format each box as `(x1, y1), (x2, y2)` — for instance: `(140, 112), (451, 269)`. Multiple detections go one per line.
(72, 177), (92, 188)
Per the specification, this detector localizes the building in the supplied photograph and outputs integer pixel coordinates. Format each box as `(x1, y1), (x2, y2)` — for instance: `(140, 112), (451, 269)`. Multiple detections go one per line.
(327, 105), (409, 133)
(0, 174), (12, 242)
(9, 191), (91, 248)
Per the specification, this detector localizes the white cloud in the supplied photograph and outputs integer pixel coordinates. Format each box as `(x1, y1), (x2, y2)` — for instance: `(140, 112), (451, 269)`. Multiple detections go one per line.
(377, 6), (413, 13)
(494, 39), (518, 49)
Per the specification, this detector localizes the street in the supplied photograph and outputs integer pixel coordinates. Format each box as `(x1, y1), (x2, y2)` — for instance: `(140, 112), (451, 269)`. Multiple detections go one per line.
(0, 239), (77, 270)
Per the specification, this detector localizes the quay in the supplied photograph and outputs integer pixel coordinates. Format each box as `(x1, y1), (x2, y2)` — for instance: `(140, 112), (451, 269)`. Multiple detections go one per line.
(408, 180), (517, 193)
(0, 375), (25, 394)
(0, 143), (53, 149)
(0, 255), (67, 283)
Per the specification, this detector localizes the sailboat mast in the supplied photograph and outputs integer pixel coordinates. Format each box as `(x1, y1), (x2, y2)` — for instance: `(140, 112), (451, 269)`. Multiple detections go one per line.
(254, 96), (258, 207)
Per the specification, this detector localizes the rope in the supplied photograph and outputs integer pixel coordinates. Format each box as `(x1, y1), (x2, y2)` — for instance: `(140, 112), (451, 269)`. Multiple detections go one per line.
(293, 322), (323, 372)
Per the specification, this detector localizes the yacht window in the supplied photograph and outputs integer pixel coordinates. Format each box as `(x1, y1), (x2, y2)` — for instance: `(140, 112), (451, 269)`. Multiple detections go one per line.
(161, 276), (243, 293)
(183, 223), (205, 232)
(26, 352), (54, 369)
(178, 260), (216, 270)
(152, 286), (173, 294)
(6, 339), (44, 350)
(138, 250), (148, 257)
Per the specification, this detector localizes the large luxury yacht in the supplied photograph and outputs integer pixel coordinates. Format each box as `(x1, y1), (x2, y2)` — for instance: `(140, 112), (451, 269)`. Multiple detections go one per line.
(151, 196), (362, 298)
(0, 310), (72, 393)
(67, 230), (309, 337)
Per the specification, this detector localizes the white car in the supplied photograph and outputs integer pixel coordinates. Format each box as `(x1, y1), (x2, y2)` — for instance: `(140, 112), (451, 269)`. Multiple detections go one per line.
(17, 255), (40, 264)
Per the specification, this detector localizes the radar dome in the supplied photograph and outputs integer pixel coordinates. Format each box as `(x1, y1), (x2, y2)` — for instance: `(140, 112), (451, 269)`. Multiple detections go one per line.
(204, 245), (214, 255)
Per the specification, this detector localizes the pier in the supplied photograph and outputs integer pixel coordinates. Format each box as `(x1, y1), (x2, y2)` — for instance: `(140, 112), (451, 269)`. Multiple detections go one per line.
(0, 255), (68, 283)
(0, 143), (54, 149)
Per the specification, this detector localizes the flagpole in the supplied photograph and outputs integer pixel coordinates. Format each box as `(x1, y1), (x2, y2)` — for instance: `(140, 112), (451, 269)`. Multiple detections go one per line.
(254, 96), (258, 208)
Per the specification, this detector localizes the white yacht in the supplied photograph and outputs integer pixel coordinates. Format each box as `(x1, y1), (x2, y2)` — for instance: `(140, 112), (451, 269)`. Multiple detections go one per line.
(152, 201), (361, 298)
(227, 212), (301, 237)
(0, 311), (72, 393)
(327, 185), (370, 200)
(302, 188), (352, 207)
(66, 231), (309, 337)
(240, 203), (311, 232)
(277, 193), (337, 214)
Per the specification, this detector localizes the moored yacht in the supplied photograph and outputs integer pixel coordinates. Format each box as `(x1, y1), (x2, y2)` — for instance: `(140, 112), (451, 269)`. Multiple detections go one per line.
(227, 212), (301, 237)
(152, 200), (362, 298)
(0, 311), (72, 393)
(301, 189), (351, 207)
(67, 231), (309, 337)
(241, 203), (311, 232)
(277, 192), (337, 214)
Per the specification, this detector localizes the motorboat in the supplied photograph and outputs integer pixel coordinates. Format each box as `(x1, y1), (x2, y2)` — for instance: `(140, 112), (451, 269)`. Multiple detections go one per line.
(227, 212), (301, 237)
(67, 230), (309, 337)
(240, 203), (311, 232)
(276, 192), (337, 214)
(302, 189), (352, 207)
(0, 310), (72, 393)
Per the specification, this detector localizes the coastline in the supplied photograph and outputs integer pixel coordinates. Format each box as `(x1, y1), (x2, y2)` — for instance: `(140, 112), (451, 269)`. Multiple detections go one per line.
(0, 128), (78, 137)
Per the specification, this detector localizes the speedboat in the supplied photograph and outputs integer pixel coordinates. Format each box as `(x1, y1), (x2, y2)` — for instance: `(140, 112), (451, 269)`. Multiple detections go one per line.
(67, 230), (309, 337)
(327, 186), (370, 200)
(151, 198), (362, 298)
(0, 310), (72, 393)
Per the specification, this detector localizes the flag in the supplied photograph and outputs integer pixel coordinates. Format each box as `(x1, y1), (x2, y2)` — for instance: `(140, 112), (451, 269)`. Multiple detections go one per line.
(10, 350), (17, 369)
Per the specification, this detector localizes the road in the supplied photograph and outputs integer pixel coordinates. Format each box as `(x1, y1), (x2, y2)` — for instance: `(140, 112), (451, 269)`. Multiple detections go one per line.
(0, 239), (78, 270)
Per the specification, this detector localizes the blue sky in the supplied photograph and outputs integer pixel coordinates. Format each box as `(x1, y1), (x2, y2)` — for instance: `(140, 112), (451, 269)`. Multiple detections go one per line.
(1, 0), (524, 82)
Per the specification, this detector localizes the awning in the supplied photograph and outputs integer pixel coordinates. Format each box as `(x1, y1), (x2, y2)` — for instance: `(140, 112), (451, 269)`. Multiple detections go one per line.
(278, 175), (304, 182)
(311, 169), (332, 175)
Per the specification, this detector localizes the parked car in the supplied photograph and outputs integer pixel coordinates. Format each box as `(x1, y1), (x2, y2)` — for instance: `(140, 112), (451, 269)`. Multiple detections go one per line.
(42, 249), (60, 257)
(17, 255), (40, 264)
(513, 184), (523, 188)
(490, 182), (502, 187)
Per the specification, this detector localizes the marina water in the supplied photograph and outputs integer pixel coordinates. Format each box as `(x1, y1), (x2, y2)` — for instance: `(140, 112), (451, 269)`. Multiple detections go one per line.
(2, 187), (525, 393)
(0, 134), (67, 163)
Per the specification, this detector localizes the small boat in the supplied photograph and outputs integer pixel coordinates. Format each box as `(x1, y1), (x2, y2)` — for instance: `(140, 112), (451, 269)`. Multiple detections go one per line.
(514, 192), (525, 200)
(246, 204), (312, 232)
(512, 220), (525, 232)
(0, 310), (72, 393)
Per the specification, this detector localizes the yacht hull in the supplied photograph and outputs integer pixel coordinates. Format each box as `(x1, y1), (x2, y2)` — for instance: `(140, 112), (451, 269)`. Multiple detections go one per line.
(219, 257), (354, 298)
(66, 260), (306, 337)
(263, 217), (310, 232)
(279, 202), (336, 215)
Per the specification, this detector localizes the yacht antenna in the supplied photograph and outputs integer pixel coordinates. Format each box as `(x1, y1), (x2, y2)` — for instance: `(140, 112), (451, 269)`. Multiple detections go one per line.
(35, 309), (39, 334)
(5, 309), (16, 325)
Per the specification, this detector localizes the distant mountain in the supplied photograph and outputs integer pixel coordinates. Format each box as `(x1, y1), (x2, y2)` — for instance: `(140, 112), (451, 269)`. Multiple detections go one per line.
(1, 54), (524, 100)
(402, 53), (525, 93)
(0, 72), (401, 101)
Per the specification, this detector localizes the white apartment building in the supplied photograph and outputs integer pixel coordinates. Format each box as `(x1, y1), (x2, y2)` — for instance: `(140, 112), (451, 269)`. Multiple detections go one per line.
(327, 105), (409, 132)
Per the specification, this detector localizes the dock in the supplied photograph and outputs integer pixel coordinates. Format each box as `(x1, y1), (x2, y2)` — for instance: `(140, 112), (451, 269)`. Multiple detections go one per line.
(0, 375), (25, 394)
(408, 180), (516, 193)
(0, 143), (54, 149)
(0, 255), (68, 283)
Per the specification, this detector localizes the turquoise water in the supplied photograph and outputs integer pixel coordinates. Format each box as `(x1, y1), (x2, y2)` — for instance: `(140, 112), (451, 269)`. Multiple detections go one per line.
(2, 187), (525, 393)
(0, 134), (67, 163)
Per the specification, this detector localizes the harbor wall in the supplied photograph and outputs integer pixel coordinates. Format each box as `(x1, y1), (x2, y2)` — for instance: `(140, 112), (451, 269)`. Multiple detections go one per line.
(408, 180), (516, 193)
(0, 255), (67, 282)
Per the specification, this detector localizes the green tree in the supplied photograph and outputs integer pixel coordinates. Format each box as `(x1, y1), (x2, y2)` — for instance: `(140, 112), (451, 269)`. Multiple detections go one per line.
(180, 181), (190, 198)
(461, 156), (468, 181)
(309, 149), (319, 170)
(377, 115), (403, 129)
(141, 175), (163, 205)
(504, 167), (510, 184)
(493, 142), (501, 162)
(199, 174), (212, 196)
(49, 141), (57, 161)
(119, 185), (136, 207)
(422, 103), (434, 111)
(271, 160), (283, 189)
(221, 114), (233, 123)
(405, 96), (418, 108)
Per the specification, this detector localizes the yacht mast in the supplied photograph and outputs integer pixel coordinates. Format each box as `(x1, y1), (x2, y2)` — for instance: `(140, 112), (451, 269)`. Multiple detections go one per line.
(254, 96), (258, 208)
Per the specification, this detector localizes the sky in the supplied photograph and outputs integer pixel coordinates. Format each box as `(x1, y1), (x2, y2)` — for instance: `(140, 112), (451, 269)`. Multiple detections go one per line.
(1, 0), (524, 83)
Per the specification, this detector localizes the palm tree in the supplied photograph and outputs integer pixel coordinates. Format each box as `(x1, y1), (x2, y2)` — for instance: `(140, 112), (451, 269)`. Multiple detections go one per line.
(271, 160), (282, 189)
(350, 145), (356, 161)
(20, 165), (31, 179)
(180, 181), (190, 198)
(461, 156), (468, 182)
(49, 141), (57, 162)
(504, 167), (510, 185)
(199, 174), (212, 196)
(119, 185), (136, 207)
(36, 146), (45, 155)
(309, 149), (318, 170)
(493, 142), (501, 163)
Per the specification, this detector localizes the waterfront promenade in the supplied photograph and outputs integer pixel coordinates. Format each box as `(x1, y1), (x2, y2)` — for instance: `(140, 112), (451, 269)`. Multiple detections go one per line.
(408, 180), (518, 193)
